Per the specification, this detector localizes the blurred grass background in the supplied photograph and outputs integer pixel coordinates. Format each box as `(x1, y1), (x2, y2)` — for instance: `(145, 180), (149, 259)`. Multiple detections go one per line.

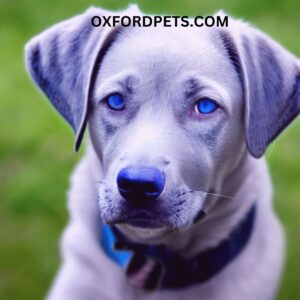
(0, 0), (299, 299)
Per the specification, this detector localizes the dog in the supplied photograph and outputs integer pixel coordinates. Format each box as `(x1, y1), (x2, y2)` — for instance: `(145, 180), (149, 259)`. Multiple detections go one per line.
(25, 5), (300, 300)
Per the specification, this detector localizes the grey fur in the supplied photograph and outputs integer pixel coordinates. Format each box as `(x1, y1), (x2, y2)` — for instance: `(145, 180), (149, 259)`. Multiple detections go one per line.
(25, 7), (126, 150)
(219, 28), (300, 157)
(240, 31), (300, 157)
(24, 6), (300, 300)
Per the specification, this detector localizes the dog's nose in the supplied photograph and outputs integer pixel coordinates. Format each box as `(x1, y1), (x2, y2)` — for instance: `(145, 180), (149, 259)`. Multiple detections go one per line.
(117, 167), (165, 203)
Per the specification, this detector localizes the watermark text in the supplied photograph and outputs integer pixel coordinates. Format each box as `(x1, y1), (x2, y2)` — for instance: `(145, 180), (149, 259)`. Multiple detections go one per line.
(91, 15), (229, 28)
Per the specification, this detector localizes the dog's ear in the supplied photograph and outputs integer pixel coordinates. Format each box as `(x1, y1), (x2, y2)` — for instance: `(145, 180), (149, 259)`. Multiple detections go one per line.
(218, 19), (300, 157)
(25, 6), (140, 151)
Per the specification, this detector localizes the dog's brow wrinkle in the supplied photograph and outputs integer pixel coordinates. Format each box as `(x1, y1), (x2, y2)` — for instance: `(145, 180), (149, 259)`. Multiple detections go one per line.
(121, 75), (138, 94)
(183, 78), (203, 99)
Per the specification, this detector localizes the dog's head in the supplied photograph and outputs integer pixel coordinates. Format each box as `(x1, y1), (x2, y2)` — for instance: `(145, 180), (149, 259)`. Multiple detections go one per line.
(25, 6), (300, 238)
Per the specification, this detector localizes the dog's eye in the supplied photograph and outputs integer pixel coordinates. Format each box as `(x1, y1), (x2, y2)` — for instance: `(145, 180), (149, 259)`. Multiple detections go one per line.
(195, 98), (218, 114)
(105, 94), (125, 111)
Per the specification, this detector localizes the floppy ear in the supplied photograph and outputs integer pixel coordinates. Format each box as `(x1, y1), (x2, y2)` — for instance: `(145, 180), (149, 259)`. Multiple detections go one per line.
(25, 6), (138, 151)
(218, 20), (300, 158)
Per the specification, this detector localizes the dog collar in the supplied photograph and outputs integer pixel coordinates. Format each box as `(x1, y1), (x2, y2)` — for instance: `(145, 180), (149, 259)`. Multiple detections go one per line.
(100, 204), (256, 291)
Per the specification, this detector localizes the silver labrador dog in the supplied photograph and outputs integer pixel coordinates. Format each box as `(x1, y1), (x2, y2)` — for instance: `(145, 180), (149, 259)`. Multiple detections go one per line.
(25, 5), (300, 300)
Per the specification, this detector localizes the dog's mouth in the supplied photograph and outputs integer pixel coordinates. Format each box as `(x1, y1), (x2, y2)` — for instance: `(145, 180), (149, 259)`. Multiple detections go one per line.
(106, 211), (167, 229)
(98, 181), (210, 231)
(110, 215), (166, 229)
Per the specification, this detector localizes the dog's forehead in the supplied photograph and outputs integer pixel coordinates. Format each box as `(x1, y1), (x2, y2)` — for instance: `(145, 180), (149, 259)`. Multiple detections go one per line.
(96, 26), (241, 104)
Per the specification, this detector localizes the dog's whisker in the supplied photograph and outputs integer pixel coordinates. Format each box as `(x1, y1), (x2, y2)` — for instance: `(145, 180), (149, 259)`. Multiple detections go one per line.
(205, 192), (234, 200)
(189, 189), (234, 200)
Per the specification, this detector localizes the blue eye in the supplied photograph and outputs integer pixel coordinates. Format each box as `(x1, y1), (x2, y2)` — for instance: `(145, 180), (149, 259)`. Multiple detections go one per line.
(195, 98), (218, 114)
(106, 94), (125, 111)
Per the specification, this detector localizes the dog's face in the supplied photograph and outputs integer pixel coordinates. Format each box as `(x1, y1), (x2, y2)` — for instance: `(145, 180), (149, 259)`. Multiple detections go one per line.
(25, 6), (300, 239)
(89, 26), (245, 231)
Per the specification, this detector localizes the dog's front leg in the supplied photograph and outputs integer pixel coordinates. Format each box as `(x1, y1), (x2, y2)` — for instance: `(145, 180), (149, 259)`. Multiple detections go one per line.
(46, 153), (116, 300)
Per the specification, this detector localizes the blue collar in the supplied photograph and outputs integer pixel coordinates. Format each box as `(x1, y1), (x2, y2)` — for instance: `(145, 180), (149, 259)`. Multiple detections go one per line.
(100, 204), (256, 291)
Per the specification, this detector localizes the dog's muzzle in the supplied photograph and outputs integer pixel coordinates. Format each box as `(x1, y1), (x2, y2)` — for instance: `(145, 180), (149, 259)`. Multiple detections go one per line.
(117, 166), (165, 204)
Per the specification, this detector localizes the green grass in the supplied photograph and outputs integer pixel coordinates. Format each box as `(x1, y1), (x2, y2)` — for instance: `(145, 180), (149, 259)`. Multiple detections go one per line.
(0, 0), (300, 299)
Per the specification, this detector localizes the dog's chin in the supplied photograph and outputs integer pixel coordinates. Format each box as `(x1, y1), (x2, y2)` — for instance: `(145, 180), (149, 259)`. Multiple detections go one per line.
(115, 223), (176, 244)
(102, 214), (178, 243)
(105, 214), (168, 229)
(121, 218), (165, 229)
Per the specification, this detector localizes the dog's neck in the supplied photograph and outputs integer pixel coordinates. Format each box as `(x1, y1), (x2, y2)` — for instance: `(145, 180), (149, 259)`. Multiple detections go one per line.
(178, 153), (270, 256)
(89, 145), (271, 257)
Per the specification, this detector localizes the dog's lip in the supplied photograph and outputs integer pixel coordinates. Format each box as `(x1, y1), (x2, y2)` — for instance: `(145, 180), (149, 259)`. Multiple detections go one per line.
(125, 218), (164, 228)
(117, 223), (177, 243)
(106, 214), (166, 229)
(109, 218), (164, 229)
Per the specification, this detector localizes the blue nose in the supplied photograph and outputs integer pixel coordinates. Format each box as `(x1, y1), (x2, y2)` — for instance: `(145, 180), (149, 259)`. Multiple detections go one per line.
(117, 167), (165, 203)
